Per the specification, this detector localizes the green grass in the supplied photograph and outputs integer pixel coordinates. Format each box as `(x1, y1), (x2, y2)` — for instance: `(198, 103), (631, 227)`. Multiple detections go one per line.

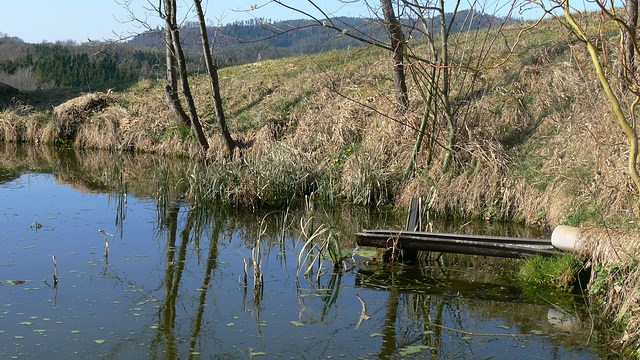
(518, 253), (584, 290)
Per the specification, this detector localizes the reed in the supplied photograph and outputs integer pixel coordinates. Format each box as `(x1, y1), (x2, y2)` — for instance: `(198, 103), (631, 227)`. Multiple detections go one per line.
(99, 229), (113, 256)
(51, 255), (58, 286)
(296, 216), (343, 279)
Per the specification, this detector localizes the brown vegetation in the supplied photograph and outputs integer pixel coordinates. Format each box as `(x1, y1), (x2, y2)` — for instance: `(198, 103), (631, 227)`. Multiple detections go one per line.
(575, 227), (640, 353)
(0, 18), (637, 228)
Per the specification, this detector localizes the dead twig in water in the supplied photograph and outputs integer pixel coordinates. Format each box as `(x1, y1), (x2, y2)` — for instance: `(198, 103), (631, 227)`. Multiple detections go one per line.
(424, 321), (536, 337)
(98, 229), (114, 255)
(355, 293), (370, 330)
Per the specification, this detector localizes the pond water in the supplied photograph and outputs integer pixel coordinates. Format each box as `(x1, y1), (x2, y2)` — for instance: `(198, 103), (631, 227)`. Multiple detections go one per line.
(0, 146), (616, 359)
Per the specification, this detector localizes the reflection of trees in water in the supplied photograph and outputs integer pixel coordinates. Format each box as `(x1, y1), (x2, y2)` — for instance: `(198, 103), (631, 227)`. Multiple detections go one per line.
(355, 262), (592, 358)
(150, 200), (224, 360)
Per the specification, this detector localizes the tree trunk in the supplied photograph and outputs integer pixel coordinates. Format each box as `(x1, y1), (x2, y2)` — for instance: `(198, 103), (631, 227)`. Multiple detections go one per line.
(193, 0), (236, 154)
(164, 1), (209, 151)
(381, 0), (409, 112)
(439, 0), (455, 173)
(622, 0), (639, 81)
(162, 0), (190, 126)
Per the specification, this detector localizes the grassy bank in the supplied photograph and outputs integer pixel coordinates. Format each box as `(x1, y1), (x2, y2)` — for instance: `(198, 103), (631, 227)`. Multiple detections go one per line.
(2, 15), (640, 355)
(0, 19), (636, 227)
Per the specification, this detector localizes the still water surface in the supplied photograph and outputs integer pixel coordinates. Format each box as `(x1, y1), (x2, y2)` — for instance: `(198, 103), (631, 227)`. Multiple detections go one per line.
(0, 149), (615, 359)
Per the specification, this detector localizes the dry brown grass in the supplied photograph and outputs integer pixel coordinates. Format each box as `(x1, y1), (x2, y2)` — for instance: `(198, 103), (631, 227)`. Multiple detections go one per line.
(575, 227), (640, 353)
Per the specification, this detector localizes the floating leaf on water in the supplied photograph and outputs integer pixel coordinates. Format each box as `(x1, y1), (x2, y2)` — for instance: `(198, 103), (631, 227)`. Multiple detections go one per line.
(14, 336), (24, 339)
(399, 345), (436, 356)
(423, 330), (434, 335)
(71, 330), (80, 333)
(23, 246), (36, 249)
(19, 321), (32, 325)
(226, 323), (235, 327)
(191, 352), (201, 355)
(195, 288), (204, 292)
(496, 325), (511, 330)
(134, 313), (143, 317)
(370, 333), (383, 337)
(7, 280), (28, 285)
(233, 316), (240, 320)
(46, 216), (57, 219)
(34, 329), (46, 333)
(530, 329), (544, 335)
(29, 316), (37, 319)
(251, 352), (267, 356)
(219, 261), (228, 264)
(94, 339), (106, 344)
(150, 325), (159, 329)
(43, 318), (50, 321)
(290, 321), (305, 327)
(461, 336), (472, 340)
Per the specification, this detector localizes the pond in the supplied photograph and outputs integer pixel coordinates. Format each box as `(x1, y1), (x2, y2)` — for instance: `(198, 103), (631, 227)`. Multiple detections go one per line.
(0, 145), (616, 359)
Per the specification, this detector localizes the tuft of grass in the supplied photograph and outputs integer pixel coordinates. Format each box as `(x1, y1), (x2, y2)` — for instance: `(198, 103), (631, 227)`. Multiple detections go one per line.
(296, 201), (343, 279)
(518, 253), (584, 290)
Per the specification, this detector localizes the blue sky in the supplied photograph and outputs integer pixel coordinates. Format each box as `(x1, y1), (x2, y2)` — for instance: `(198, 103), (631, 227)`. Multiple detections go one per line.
(1, 0), (594, 44)
(0, 0), (373, 44)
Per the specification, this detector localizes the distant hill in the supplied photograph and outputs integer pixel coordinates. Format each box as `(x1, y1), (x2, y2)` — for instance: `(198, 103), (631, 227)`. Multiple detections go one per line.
(128, 17), (374, 66)
(130, 11), (515, 65)
(0, 11), (517, 92)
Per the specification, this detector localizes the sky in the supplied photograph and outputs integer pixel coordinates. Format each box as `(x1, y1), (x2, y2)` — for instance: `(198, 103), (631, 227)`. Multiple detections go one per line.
(0, 0), (374, 44)
(1, 0), (600, 45)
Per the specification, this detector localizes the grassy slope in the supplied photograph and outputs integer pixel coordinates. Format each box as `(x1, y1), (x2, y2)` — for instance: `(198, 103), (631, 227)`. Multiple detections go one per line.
(0, 17), (636, 228)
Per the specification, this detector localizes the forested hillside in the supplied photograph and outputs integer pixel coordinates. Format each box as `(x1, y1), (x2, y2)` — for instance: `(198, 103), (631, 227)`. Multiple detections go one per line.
(0, 39), (165, 91)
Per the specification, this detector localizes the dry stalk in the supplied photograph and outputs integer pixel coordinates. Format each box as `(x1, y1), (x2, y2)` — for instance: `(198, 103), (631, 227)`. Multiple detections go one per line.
(354, 293), (370, 330)
(99, 229), (114, 256)
(52, 255), (58, 286)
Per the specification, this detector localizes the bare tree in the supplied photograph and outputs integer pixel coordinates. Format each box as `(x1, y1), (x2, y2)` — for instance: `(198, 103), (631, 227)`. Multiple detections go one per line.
(381, 0), (409, 112)
(193, 0), (236, 154)
(622, 0), (638, 83)
(536, 0), (640, 210)
(161, 0), (209, 151)
(162, 0), (190, 126)
(271, 0), (520, 175)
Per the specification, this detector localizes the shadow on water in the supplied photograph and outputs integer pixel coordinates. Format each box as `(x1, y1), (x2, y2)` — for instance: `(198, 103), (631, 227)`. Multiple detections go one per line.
(0, 143), (620, 359)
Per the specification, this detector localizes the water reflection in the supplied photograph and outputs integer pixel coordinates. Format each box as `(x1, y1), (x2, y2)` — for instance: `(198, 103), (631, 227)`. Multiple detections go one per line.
(0, 144), (615, 359)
